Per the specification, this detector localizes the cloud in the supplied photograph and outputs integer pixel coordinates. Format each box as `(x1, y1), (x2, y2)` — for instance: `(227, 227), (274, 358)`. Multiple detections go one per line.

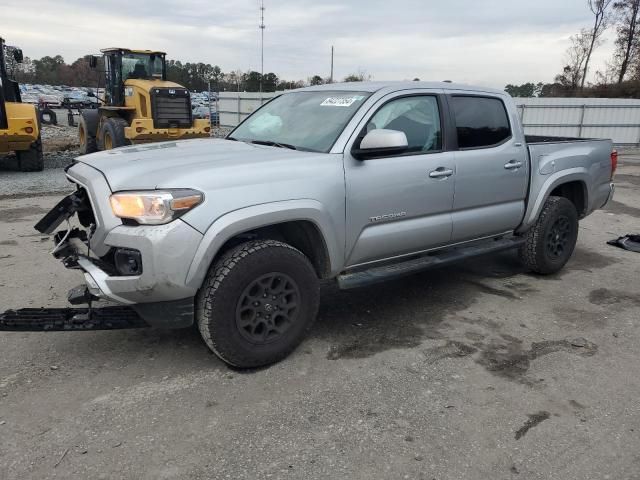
(0, 0), (617, 87)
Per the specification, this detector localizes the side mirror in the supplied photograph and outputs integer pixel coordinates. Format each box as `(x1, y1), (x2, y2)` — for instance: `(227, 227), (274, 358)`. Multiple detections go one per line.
(13, 49), (23, 63)
(89, 56), (98, 69)
(352, 129), (409, 160)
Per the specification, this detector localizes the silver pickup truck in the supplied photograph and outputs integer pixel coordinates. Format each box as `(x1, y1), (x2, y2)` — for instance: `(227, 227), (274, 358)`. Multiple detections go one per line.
(32, 81), (616, 367)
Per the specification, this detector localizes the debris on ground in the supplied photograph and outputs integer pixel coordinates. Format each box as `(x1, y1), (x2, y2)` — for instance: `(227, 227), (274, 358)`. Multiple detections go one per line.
(607, 234), (640, 253)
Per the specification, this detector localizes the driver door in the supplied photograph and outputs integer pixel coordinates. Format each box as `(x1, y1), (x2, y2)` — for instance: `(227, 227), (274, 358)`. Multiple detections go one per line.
(344, 92), (455, 267)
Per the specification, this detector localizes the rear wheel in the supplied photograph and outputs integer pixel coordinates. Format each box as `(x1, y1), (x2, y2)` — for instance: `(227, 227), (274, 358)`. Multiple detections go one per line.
(17, 134), (44, 172)
(196, 240), (320, 368)
(518, 196), (579, 274)
(99, 117), (129, 150)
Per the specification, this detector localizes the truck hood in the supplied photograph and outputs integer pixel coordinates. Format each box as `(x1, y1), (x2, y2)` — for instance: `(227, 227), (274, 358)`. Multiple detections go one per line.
(76, 138), (327, 192)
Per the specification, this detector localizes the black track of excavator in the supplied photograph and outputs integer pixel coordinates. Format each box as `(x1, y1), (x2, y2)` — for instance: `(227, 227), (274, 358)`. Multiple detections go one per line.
(0, 306), (148, 332)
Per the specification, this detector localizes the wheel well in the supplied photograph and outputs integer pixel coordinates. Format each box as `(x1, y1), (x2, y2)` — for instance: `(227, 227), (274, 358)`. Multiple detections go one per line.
(550, 181), (587, 217)
(216, 221), (331, 279)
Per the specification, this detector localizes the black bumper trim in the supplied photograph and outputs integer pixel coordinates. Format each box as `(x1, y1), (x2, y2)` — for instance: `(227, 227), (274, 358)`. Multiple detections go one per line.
(0, 306), (148, 331)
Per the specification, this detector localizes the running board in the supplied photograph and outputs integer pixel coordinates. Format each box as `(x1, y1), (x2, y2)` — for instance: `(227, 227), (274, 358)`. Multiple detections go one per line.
(337, 236), (526, 290)
(0, 306), (148, 332)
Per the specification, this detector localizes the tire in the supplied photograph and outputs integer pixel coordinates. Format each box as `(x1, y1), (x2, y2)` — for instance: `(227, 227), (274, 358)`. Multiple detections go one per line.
(518, 196), (579, 275)
(99, 117), (129, 150)
(40, 108), (57, 126)
(17, 134), (44, 172)
(78, 110), (99, 155)
(196, 240), (320, 368)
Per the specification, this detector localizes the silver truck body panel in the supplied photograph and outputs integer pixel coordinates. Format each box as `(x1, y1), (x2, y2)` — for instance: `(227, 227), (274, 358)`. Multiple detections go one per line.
(185, 199), (344, 289)
(520, 139), (614, 231)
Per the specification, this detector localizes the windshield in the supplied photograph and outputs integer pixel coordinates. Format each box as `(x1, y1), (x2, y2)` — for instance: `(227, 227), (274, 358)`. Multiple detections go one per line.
(229, 91), (371, 152)
(121, 53), (164, 81)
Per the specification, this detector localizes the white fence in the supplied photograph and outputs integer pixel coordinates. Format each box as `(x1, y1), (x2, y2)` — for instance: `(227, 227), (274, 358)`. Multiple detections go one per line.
(515, 97), (640, 146)
(217, 92), (640, 146)
(218, 92), (277, 128)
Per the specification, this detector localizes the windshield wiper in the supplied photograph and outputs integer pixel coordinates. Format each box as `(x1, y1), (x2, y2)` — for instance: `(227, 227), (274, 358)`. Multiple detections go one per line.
(249, 140), (298, 150)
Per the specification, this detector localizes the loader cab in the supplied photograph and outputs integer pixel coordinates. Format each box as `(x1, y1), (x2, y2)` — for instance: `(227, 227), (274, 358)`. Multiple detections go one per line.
(97, 48), (167, 107)
(1, 37), (24, 129)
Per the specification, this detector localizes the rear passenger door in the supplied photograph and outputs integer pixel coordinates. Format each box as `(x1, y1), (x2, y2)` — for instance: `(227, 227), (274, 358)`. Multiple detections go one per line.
(449, 95), (529, 242)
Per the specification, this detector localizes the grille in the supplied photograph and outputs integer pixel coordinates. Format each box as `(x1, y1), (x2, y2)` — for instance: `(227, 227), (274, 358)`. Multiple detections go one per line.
(150, 88), (193, 129)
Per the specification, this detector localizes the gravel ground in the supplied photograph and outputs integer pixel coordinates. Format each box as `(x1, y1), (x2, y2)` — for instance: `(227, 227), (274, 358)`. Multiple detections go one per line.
(0, 120), (232, 198)
(0, 153), (638, 480)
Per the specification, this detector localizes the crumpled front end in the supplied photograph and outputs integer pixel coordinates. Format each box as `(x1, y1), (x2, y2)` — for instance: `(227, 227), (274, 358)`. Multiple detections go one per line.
(34, 162), (203, 328)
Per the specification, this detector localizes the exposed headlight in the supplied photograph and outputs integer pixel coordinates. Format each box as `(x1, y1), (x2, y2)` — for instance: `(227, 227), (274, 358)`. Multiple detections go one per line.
(109, 190), (203, 225)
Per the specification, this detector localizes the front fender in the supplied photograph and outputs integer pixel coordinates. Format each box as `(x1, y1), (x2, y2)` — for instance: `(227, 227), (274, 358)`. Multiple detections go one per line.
(184, 199), (343, 289)
(518, 168), (589, 233)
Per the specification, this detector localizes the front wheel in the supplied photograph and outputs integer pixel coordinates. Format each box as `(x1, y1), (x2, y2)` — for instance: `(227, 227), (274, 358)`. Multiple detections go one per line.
(196, 240), (320, 368)
(518, 196), (579, 274)
(99, 117), (129, 150)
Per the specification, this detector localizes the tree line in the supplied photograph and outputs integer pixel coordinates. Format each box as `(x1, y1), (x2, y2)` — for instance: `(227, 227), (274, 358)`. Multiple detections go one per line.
(8, 53), (366, 92)
(506, 0), (640, 97)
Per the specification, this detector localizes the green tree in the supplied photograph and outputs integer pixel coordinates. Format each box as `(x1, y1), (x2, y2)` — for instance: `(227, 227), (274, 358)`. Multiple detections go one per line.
(504, 82), (544, 97)
(262, 72), (278, 92)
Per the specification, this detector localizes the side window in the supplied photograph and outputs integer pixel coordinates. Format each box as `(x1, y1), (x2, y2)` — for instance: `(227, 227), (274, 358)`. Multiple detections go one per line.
(366, 96), (442, 153)
(451, 96), (511, 149)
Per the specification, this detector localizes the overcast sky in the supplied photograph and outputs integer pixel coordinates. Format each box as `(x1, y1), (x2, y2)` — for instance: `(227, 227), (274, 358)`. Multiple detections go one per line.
(1, 0), (616, 88)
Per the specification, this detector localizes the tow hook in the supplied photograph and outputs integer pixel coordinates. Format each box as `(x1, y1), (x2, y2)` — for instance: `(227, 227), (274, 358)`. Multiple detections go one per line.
(67, 285), (99, 305)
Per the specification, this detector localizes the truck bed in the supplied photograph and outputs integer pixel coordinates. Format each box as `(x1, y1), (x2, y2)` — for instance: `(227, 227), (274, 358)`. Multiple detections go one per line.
(525, 135), (599, 144)
(521, 136), (613, 230)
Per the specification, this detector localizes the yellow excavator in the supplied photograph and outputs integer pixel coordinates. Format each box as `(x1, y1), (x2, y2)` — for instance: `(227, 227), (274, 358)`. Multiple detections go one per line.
(0, 37), (43, 171)
(79, 48), (211, 154)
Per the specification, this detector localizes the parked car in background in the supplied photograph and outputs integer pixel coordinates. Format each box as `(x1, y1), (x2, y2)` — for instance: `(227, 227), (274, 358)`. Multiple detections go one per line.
(192, 105), (219, 125)
(62, 91), (97, 109)
(38, 92), (63, 108)
(20, 93), (39, 104)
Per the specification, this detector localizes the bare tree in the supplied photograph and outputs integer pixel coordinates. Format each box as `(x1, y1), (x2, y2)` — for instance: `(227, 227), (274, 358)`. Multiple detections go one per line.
(580, 0), (614, 88)
(611, 0), (640, 82)
(558, 30), (593, 89)
(343, 69), (372, 82)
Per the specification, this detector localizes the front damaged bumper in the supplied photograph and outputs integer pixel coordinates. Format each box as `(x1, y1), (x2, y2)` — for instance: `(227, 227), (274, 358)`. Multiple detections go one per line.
(35, 187), (203, 328)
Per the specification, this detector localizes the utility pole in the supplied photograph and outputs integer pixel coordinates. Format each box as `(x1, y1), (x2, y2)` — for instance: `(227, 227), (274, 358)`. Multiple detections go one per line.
(330, 45), (334, 83)
(259, 0), (265, 93)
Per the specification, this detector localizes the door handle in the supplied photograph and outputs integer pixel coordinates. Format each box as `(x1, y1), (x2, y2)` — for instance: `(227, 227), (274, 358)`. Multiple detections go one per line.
(504, 160), (523, 170)
(429, 167), (454, 178)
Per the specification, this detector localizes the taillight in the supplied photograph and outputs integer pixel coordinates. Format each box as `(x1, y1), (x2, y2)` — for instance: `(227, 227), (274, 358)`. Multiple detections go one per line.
(610, 150), (618, 180)
(25, 127), (34, 134)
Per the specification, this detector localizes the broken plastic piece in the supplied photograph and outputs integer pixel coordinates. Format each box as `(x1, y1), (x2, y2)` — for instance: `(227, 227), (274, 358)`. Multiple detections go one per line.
(607, 234), (640, 253)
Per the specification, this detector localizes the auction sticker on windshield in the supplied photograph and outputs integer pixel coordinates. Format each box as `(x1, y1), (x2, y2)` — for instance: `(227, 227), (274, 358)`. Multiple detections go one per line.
(320, 96), (363, 107)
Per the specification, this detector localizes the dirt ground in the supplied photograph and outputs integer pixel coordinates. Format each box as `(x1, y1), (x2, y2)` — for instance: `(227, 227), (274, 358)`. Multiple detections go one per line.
(0, 155), (639, 480)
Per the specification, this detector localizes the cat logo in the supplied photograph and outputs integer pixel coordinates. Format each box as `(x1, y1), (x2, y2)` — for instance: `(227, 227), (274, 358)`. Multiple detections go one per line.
(169, 89), (176, 95)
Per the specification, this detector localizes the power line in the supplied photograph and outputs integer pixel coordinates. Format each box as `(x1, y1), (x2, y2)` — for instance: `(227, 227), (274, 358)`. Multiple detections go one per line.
(259, 0), (265, 93)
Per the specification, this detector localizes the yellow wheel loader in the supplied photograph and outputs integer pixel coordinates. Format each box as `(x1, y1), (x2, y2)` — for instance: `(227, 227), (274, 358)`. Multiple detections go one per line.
(79, 48), (211, 154)
(0, 37), (43, 171)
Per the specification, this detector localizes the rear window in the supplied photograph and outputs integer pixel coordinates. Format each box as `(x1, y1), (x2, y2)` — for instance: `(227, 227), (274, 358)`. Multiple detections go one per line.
(451, 96), (511, 149)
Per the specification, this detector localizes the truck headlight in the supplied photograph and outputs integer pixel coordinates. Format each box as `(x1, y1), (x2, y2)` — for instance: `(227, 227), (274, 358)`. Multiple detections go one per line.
(109, 190), (203, 225)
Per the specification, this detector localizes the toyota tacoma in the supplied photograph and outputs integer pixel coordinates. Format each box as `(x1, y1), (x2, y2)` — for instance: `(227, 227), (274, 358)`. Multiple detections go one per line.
(29, 81), (616, 368)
